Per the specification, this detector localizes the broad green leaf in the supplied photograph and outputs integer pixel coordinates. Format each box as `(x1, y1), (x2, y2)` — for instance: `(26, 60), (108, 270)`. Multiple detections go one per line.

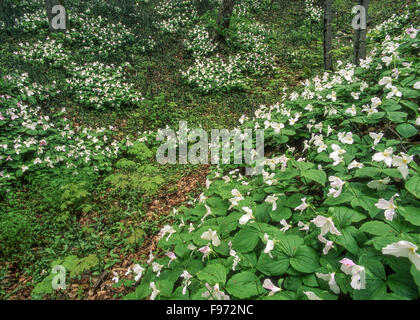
(351, 196), (381, 218)
(323, 191), (353, 205)
(406, 176), (420, 199)
(398, 206), (420, 226)
(301, 169), (326, 186)
(231, 228), (260, 253)
(290, 246), (320, 273)
(387, 111), (407, 123)
(332, 228), (359, 256)
(354, 166), (381, 178)
(225, 271), (264, 298)
(329, 206), (366, 227)
(256, 252), (290, 276)
(276, 235), (304, 257)
(206, 197), (228, 216)
(255, 203), (272, 223)
(387, 273), (419, 299)
(270, 206), (292, 222)
(396, 123), (418, 138)
(155, 279), (174, 298)
(410, 265), (420, 287)
(197, 264), (227, 286)
(360, 221), (398, 236)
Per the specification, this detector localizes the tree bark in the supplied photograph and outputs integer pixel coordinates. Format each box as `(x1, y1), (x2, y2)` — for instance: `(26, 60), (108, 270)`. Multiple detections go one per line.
(45, 0), (67, 32)
(354, 0), (368, 66)
(323, 0), (333, 71)
(213, 0), (237, 44)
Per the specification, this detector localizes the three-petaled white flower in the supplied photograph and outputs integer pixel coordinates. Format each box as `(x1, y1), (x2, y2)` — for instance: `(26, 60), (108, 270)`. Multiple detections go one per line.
(239, 207), (255, 225)
(294, 197), (308, 214)
(367, 177), (390, 191)
(311, 215), (341, 236)
(392, 153), (413, 179)
(382, 241), (420, 271)
(316, 272), (340, 294)
(201, 229), (221, 247)
(339, 258), (366, 290)
(149, 282), (160, 300)
(318, 234), (334, 255)
(372, 147), (394, 167)
(264, 233), (274, 258)
(280, 219), (291, 233)
(375, 193), (399, 221)
(263, 279), (282, 296)
(265, 195), (278, 211)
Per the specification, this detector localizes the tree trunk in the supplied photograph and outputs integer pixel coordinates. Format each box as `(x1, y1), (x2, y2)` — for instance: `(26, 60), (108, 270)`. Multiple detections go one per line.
(194, 0), (211, 15)
(323, 0), (333, 71)
(213, 0), (237, 44)
(353, 0), (368, 66)
(45, 0), (67, 32)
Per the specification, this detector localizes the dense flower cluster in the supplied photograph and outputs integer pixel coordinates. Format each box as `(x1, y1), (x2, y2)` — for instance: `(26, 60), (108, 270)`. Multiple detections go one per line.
(13, 38), (70, 68)
(129, 4), (420, 300)
(182, 22), (275, 92)
(184, 25), (218, 58)
(155, 0), (199, 33)
(0, 94), (119, 194)
(64, 62), (144, 110)
(304, 0), (323, 21)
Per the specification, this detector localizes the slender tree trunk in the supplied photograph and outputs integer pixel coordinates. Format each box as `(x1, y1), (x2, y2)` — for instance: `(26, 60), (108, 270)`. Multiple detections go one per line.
(45, 0), (67, 32)
(354, 0), (368, 66)
(323, 0), (333, 71)
(213, 0), (237, 44)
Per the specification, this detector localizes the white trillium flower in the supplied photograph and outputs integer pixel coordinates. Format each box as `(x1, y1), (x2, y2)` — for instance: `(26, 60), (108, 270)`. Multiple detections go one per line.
(149, 282), (160, 300)
(201, 229), (221, 247)
(202, 283), (230, 300)
(263, 279), (282, 296)
(345, 105), (357, 116)
(298, 221), (310, 233)
(280, 219), (291, 233)
(372, 147), (394, 167)
(375, 193), (399, 221)
(367, 176), (391, 190)
(264, 233), (275, 258)
(369, 132), (384, 145)
(392, 153), (413, 179)
(379, 76), (393, 88)
(382, 241), (420, 271)
(152, 262), (164, 277)
(294, 197), (308, 214)
(316, 272), (340, 294)
(132, 264), (145, 282)
(339, 258), (366, 290)
(265, 195), (278, 211)
(180, 270), (193, 295)
(158, 225), (176, 241)
(198, 245), (211, 261)
(348, 160), (364, 170)
(318, 234), (334, 255)
(311, 215), (341, 236)
(239, 207), (255, 225)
